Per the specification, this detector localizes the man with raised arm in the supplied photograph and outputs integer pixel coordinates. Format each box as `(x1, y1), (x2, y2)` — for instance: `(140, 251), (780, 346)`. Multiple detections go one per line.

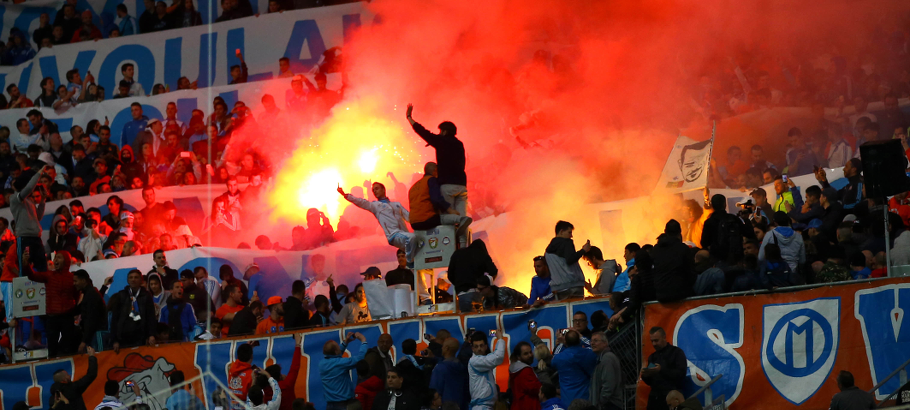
(320, 332), (369, 410)
(468, 329), (506, 410)
(338, 182), (416, 264)
(406, 104), (468, 217)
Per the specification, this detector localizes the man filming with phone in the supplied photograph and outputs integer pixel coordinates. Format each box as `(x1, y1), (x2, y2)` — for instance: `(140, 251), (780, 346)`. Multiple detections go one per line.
(641, 327), (687, 410)
(468, 329), (505, 410)
(50, 346), (98, 410)
(320, 332), (368, 410)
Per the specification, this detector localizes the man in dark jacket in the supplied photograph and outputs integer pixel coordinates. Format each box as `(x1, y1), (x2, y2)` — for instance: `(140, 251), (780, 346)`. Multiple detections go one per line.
(306, 295), (332, 327)
(641, 327), (687, 410)
(701, 194), (753, 265)
(73, 270), (106, 353)
(447, 239), (497, 312)
(227, 300), (263, 336)
(829, 370), (875, 410)
(371, 367), (421, 410)
(50, 346), (97, 410)
(651, 220), (696, 303)
(406, 104), (468, 217)
(110, 269), (157, 353)
(816, 158), (864, 211)
(820, 187), (846, 239)
(179, 269), (210, 320)
(148, 249), (179, 291)
(284, 280), (310, 329)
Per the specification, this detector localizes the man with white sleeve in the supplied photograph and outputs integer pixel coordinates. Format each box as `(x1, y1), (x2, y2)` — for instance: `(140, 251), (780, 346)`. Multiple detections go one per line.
(468, 329), (505, 410)
(337, 181), (417, 263)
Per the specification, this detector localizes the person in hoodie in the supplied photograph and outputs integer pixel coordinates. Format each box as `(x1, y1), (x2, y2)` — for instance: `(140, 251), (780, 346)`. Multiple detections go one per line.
(650, 220), (696, 303)
(159, 280), (197, 342)
(544, 220), (591, 300)
(468, 329), (506, 410)
(758, 212), (806, 278)
(448, 238), (498, 312)
(229, 343), (257, 409)
(50, 346), (97, 410)
(3, 30), (36, 66)
(550, 330), (597, 408)
(355, 360), (384, 410)
(23, 248), (77, 357)
(339, 182), (417, 263)
(509, 341), (541, 410)
(539, 383), (565, 410)
(73, 270), (106, 353)
(429, 338), (470, 409)
(47, 214), (78, 254)
(582, 246), (621, 296)
(120, 146), (143, 184)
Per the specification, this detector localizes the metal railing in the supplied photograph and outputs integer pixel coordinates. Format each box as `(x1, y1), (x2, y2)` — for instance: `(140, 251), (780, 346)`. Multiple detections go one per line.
(867, 357), (910, 407)
(687, 373), (723, 407)
(608, 315), (642, 410)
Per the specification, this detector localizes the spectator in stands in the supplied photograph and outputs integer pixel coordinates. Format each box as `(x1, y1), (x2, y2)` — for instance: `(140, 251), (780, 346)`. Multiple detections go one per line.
(73, 270), (105, 352)
(527, 255), (555, 306)
(320, 332), (368, 410)
(665, 391), (701, 410)
(829, 370), (875, 410)
(448, 238), (497, 312)
(121, 63), (146, 96)
(32, 13), (54, 49)
(785, 127), (820, 177)
(177, 0), (203, 27)
(407, 104), (468, 217)
(12, 168), (50, 271)
(165, 370), (204, 410)
(112, 81), (131, 99)
(718, 146), (748, 186)
(544, 220), (590, 300)
(476, 275), (528, 310)
(23, 249), (76, 357)
(468, 330), (505, 410)
(215, 284), (244, 335)
(278, 57), (294, 78)
(355, 360), (383, 410)
(228, 343), (257, 404)
(300, 208), (334, 249)
(147, 248), (179, 295)
(216, 0), (240, 22)
(2, 29), (35, 67)
(338, 182), (415, 262)
(429, 338), (469, 409)
(285, 75), (309, 112)
(110, 270), (157, 352)
(228, 299), (263, 336)
(148, 1), (174, 32)
(50, 346), (97, 410)
(283, 280), (309, 329)
(372, 367), (421, 410)
(133, 119), (166, 163)
(589, 331), (622, 410)
(256, 296), (285, 334)
(159, 280), (197, 342)
(819, 188), (845, 239)
(148, 273), (170, 319)
(202, 196), (241, 237)
(71, 10), (101, 42)
(651, 219), (695, 303)
(408, 161), (472, 241)
(193, 266), (222, 311)
(230, 50), (250, 85)
(307, 295), (333, 327)
(337, 283), (370, 324)
(508, 340), (541, 409)
(770, 176), (794, 213)
(35, 78), (58, 108)
(220, 264), (250, 305)
(641, 327), (687, 410)
(96, 379), (143, 410)
(816, 159), (864, 211)
(114, 4), (138, 36)
(386, 248), (415, 289)
(758, 212), (806, 275)
(789, 184), (823, 223)
(551, 329), (596, 407)
(122, 103), (149, 149)
(180, 269), (210, 319)
(701, 193), (752, 265)
(7, 85), (33, 109)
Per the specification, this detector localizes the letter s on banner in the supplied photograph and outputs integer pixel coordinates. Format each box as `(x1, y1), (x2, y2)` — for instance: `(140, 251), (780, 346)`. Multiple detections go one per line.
(673, 304), (744, 406)
(856, 284), (910, 400)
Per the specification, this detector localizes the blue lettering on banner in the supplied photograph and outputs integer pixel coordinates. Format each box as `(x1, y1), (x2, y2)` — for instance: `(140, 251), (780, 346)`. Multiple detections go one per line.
(388, 319), (420, 361)
(175, 98), (198, 124)
(164, 37), (183, 90)
(674, 304), (744, 406)
(73, 51), (98, 80)
(38, 56), (63, 88)
(197, 33), (218, 88)
(283, 20), (326, 74)
(301, 328), (342, 408)
(761, 297), (840, 405)
(226, 28), (244, 81)
(194, 340), (233, 410)
(855, 284), (910, 399)
(18, 63), (33, 95)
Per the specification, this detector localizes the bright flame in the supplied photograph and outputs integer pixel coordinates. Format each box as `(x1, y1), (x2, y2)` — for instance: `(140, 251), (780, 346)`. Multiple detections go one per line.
(269, 98), (427, 226)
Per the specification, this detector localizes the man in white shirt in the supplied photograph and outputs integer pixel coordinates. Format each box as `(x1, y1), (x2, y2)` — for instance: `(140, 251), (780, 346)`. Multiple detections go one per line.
(11, 118), (37, 153)
(121, 63), (146, 96)
(304, 254), (332, 302)
(468, 329), (505, 410)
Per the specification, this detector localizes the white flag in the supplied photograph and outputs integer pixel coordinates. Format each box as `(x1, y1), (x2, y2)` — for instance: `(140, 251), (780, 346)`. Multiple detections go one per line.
(653, 136), (713, 194)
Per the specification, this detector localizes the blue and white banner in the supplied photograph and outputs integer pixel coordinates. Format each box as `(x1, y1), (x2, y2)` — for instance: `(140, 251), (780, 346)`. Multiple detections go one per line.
(0, 2), (369, 98)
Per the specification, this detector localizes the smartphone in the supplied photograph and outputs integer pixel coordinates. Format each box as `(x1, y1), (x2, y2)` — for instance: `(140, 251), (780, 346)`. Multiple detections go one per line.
(559, 328), (570, 336)
(527, 320), (537, 330)
(423, 333), (432, 340)
(647, 362), (657, 369)
(180, 151), (191, 158)
(125, 381), (134, 387)
(468, 327), (476, 335)
(420, 349), (429, 356)
(782, 175), (788, 183)
(488, 329), (497, 337)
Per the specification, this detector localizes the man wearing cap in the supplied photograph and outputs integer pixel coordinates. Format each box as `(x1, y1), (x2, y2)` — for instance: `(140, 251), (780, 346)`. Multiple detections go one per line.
(133, 118), (165, 163)
(650, 220), (696, 303)
(256, 297), (285, 335)
(87, 157), (111, 190)
(121, 102), (149, 149)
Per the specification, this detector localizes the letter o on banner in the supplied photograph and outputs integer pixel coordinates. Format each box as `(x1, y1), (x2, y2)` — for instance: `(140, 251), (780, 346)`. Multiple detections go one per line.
(99, 45), (156, 100)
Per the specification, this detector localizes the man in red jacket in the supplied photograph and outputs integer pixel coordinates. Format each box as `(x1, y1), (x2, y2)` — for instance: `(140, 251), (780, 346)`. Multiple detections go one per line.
(263, 333), (303, 410)
(509, 341), (541, 410)
(23, 249), (76, 357)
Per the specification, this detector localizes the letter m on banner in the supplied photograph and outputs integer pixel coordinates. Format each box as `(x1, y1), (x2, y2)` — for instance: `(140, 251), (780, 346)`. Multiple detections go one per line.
(856, 284), (910, 400)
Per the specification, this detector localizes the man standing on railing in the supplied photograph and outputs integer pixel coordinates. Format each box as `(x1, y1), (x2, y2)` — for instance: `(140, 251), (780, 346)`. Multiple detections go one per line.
(406, 104), (468, 217)
(641, 327), (687, 410)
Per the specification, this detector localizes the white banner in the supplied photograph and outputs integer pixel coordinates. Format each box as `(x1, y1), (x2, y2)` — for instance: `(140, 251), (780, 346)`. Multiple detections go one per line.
(653, 135), (713, 194)
(0, 2), (369, 98)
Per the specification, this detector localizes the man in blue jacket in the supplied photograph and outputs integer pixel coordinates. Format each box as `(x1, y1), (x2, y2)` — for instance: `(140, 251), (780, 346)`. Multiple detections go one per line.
(158, 280), (197, 342)
(320, 332), (367, 410)
(120, 102), (149, 148)
(429, 336), (469, 408)
(551, 330), (597, 408)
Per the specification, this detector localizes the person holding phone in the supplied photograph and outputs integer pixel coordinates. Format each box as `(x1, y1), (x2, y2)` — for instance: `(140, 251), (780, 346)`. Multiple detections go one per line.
(320, 332), (368, 410)
(50, 346), (98, 410)
(11, 166), (51, 272)
(641, 327), (687, 410)
(468, 329), (505, 410)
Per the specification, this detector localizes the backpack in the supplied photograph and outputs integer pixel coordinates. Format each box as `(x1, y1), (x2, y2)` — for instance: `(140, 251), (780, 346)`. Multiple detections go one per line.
(763, 261), (794, 288)
(716, 214), (744, 262)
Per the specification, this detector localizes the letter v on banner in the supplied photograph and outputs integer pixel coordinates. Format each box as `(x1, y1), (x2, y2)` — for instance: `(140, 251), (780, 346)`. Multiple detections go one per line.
(856, 284), (910, 400)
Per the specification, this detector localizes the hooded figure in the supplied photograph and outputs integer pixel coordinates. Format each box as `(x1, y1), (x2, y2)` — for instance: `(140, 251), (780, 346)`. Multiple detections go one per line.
(650, 220), (696, 303)
(3, 29), (36, 66)
(23, 250), (77, 356)
(47, 214), (79, 254)
(448, 239), (498, 295)
(758, 212), (807, 274)
(120, 145), (144, 183)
